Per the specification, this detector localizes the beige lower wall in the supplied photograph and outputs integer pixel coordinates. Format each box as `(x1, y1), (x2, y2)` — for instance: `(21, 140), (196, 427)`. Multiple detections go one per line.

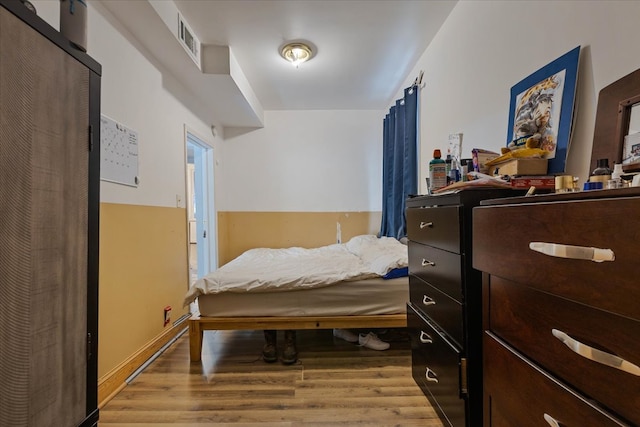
(97, 207), (380, 404)
(98, 203), (190, 379)
(217, 211), (382, 265)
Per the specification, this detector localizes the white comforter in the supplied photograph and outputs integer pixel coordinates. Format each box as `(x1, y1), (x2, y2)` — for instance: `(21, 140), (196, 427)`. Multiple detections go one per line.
(183, 235), (407, 306)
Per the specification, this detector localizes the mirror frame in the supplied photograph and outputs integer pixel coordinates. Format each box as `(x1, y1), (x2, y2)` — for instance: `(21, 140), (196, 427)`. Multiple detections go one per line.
(591, 68), (640, 172)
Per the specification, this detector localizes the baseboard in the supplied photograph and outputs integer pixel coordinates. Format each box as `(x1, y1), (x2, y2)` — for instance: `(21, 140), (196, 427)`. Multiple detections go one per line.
(97, 321), (188, 408)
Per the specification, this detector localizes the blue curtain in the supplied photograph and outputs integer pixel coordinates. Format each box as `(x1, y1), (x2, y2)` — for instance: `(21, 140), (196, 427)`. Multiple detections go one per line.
(379, 85), (418, 239)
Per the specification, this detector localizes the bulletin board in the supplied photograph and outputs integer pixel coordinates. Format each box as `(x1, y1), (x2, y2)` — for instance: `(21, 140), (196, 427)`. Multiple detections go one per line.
(100, 115), (139, 187)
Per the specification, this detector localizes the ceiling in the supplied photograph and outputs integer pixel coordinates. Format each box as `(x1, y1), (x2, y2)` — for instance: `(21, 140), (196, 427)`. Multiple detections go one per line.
(98, 0), (457, 129)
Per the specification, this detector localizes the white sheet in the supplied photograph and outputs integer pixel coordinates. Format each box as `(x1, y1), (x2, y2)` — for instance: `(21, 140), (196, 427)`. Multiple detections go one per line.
(196, 276), (408, 317)
(183, 235), (407, 306)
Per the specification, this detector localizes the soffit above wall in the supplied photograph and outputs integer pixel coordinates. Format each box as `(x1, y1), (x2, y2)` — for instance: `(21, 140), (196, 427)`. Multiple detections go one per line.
(97, 0), (264, 130)
(96, 0), (457, 131)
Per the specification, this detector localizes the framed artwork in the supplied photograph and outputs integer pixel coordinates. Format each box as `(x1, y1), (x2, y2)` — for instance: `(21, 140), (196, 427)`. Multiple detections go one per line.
(507, 46), (580, 174)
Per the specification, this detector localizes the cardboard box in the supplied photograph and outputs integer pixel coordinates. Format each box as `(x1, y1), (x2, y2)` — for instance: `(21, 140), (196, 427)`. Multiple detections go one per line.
(471, 149), (500, 173)
(489, 158), (548, 176)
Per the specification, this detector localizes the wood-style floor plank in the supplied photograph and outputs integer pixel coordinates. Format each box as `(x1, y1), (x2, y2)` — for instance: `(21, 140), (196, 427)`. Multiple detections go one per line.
(99, 328), (444, 426)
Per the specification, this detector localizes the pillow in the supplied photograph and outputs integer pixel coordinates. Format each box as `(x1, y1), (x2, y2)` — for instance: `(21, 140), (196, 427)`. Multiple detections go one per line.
(345, 235), (408, 276)
(382, 267), (408, 279)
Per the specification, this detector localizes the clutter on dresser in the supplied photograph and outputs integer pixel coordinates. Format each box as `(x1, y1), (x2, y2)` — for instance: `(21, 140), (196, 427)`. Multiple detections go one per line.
(471, 148), (499, 174)
(510, 175), (556, 191)
(590, 158), (612, 183)
(488, 157), (548, 176)
(554, 175), (579, 192)
(432, 172), (511, 194)
(428, 149), (447, 193)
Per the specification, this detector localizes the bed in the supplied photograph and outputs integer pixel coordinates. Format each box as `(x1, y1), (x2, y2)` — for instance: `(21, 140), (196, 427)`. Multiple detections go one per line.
(184, 235), (409, 362)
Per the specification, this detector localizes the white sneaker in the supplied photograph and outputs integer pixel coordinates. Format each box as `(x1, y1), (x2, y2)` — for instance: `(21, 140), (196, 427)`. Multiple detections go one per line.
(333, 328), (359, 343)
(358, 332), (390, 350)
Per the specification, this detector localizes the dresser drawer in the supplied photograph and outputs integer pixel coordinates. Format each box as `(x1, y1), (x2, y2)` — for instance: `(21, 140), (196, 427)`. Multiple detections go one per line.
(487, 277), (640, 424)
(407, 206), (461, 253)
(408, 304), (465, 427)
(484, 333), (628, 427)
(410, 277), (463, 347)
(473, 197), (640, 320)
(408, 241), (462, 303)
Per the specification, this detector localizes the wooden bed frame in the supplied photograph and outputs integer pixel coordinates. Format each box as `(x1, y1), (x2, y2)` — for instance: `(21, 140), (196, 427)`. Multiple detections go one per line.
(188, 312), (407, 362)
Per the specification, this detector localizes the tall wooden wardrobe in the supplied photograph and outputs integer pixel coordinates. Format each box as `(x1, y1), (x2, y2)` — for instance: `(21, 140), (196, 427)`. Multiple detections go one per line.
(0, 1), (101, 426)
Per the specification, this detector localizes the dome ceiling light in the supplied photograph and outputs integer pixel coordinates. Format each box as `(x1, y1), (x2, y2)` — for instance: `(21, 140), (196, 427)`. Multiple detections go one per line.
(280, 42), (314, 68)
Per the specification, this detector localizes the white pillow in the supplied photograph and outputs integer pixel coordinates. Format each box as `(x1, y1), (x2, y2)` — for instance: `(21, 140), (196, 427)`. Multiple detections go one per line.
(345, 235), (408, 276)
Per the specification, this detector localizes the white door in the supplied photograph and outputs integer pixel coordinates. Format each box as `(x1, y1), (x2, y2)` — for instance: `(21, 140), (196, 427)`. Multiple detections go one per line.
(186, 131), (216, 280)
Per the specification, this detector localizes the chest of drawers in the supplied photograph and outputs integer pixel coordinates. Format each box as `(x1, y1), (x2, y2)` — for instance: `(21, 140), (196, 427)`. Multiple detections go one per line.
(406, 189), (521, 427)
(473, 188), (640, 426)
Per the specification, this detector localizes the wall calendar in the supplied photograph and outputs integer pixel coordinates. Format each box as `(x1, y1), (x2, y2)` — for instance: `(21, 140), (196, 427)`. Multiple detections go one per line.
(100, 114), (139, 187)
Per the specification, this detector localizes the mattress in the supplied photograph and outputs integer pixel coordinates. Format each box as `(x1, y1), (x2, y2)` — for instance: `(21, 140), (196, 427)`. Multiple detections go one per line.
(197, 276), (408, 317)
(184, 235), (408, 306)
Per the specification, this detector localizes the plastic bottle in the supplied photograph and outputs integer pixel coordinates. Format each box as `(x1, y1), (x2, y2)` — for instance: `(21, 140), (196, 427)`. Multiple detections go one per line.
(590, 158), (612, 184)
(429, 149), (447, 192)
(449, 157), (461, 183)
(445, 154), (452, 184)
(460, 159), (472, 182)
(611, 163), (624, 188)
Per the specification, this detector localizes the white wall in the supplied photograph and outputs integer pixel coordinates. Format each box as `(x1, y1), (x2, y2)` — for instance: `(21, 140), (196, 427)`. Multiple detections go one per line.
(220, 110), (384, 212)
(34, 0), (640, 213)
(32, 0), (219, 209)
(32, 1), (378, 213)
(397, 0), (640, 194)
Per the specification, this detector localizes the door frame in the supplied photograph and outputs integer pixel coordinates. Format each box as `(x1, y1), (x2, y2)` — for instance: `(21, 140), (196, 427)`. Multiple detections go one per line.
(184, 126), (217, 282)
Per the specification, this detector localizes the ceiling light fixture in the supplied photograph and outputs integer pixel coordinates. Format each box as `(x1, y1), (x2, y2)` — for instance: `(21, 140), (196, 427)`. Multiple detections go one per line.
(280, 42), (314, 68)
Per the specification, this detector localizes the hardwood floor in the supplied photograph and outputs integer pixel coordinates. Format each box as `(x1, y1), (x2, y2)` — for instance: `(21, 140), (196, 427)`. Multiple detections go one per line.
(99, 328), (444, 426)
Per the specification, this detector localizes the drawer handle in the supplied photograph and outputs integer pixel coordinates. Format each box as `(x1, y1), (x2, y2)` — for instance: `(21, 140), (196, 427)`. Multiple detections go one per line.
(420, 331), (433, 344)
(529, 242), (615, 262)
(552, 329), (640, 376)
(421, 259), (436, 267)
(419, 221), (433, 229)
(422, 295), (436, 306)
(425, 367), (439, 383)
(543, 414), (561, 427)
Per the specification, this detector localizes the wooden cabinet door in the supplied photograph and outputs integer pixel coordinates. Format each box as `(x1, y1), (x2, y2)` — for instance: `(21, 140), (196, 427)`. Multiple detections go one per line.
(0, 7), (90, 426)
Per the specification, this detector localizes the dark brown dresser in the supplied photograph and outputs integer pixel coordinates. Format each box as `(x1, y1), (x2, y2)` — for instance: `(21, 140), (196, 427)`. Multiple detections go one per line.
(473, 188), (640, 426)
(406, 189), (522, 427)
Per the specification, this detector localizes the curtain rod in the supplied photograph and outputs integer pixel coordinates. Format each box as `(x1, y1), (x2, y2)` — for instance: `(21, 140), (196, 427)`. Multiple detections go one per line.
(412, 70), (424, 88)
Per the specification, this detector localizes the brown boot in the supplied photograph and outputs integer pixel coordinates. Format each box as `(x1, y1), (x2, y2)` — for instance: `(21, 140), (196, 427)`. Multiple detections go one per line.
(262, 330), (277, 363)
(282, 330), (298, 365)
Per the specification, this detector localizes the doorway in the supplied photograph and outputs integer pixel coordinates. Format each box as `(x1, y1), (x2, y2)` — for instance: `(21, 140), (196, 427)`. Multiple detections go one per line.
(186, 130), (216, 283)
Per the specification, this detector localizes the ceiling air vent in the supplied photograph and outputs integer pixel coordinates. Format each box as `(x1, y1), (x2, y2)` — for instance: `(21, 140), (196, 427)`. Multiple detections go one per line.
(177, 12), (201, 69)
